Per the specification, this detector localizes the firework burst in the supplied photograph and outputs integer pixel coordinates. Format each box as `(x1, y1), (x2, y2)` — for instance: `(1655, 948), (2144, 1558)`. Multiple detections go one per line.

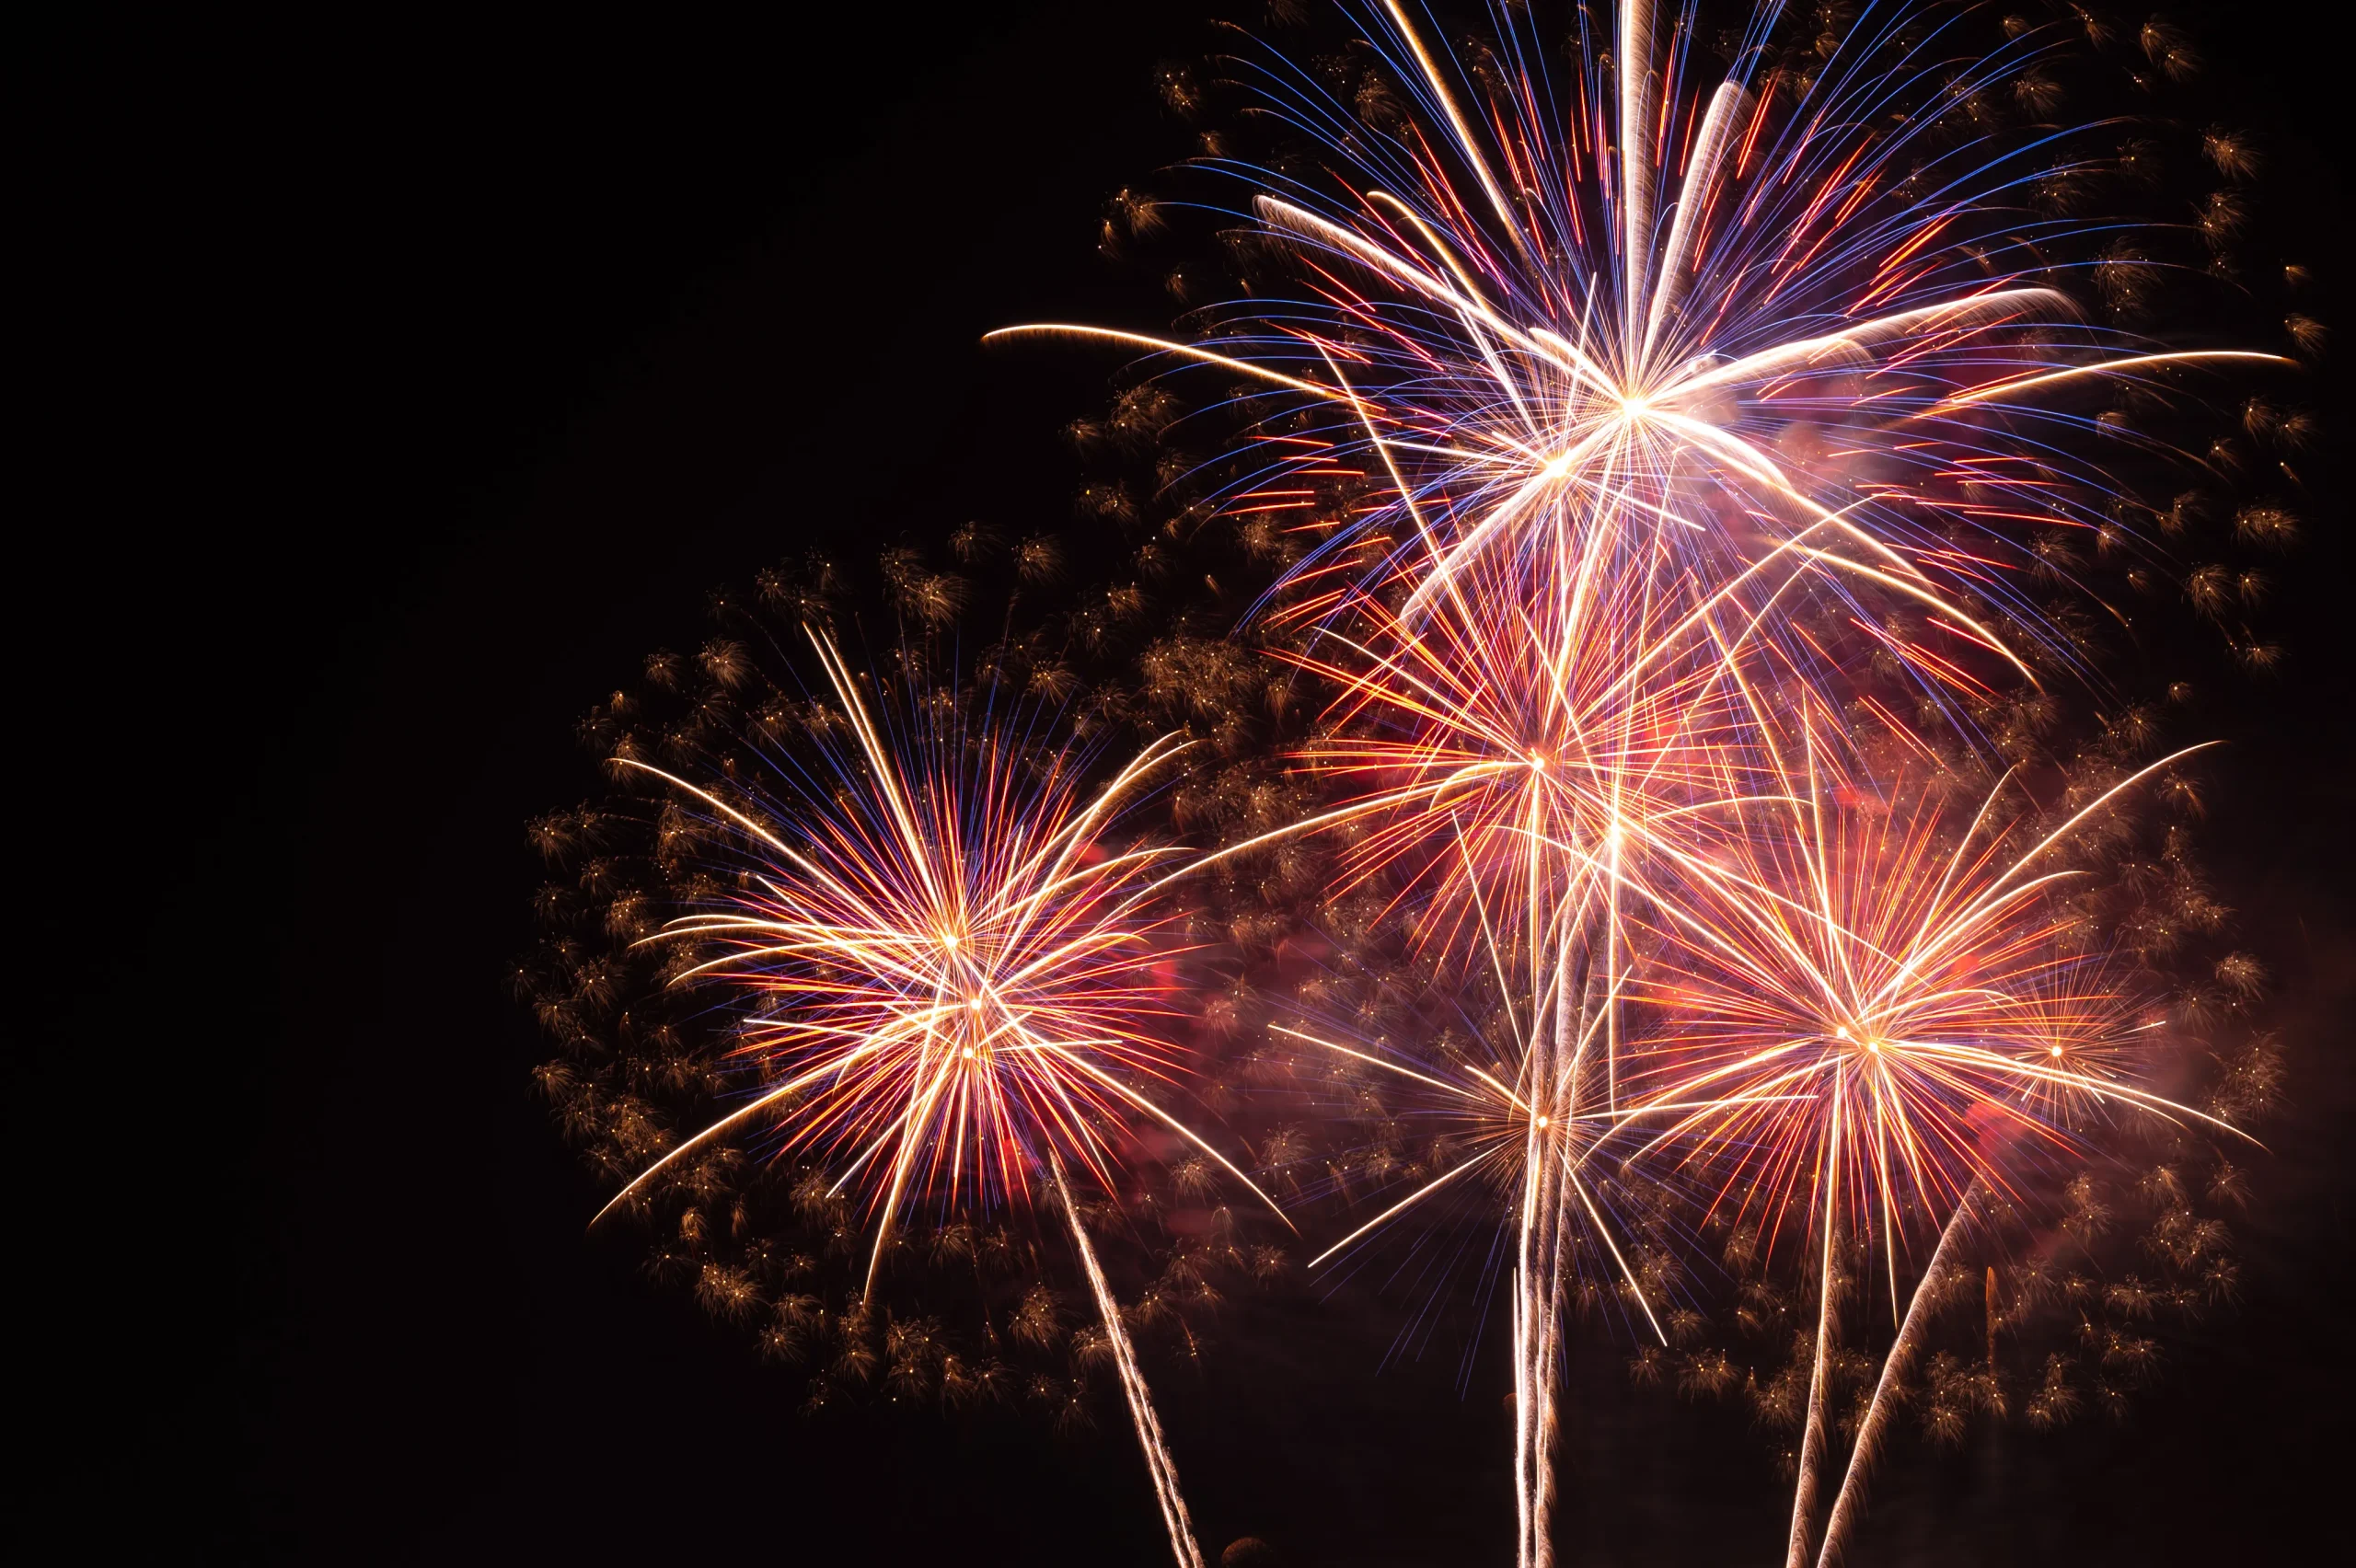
(1619, 747), (2246, 1564)
(999, 2), (2286, 676)
(993, 1), (2285, 1560)
(599, 630), (1287, 1568)
(523, 1), (2295, 1559)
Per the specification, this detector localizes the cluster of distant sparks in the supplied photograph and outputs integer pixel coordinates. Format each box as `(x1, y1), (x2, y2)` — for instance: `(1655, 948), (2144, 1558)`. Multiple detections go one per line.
(590, 3), (2281, 1566)
(986, 2), (2279, 1564)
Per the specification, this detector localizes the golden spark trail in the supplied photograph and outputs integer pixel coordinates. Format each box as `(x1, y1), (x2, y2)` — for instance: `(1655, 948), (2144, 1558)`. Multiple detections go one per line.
(1785, 1098), (1844, 1568)
(1815, 1182), (1986, 1568)
(1054, 1156), (1207, 1568)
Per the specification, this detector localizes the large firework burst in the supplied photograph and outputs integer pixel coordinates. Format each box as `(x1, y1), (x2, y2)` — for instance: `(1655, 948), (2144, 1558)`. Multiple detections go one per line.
(993, 1), (2291, 1561)
(525, 3), (2304, 1562)
(595, 632), (1266, 1260)
(546, 618), (1297, 1568)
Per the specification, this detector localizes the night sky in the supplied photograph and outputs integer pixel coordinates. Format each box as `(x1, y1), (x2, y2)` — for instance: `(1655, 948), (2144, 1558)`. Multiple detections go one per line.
(28, 2), (2350, 1562)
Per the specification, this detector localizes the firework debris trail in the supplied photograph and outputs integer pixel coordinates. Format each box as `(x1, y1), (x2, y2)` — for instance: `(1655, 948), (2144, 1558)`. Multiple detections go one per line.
(1815, 1180), (1984, 1568)
(1054, 1154), (1206, 1568)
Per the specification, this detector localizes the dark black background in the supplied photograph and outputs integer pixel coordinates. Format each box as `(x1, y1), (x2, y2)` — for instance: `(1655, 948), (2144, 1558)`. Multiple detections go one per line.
(23, 2), (2349, 1562)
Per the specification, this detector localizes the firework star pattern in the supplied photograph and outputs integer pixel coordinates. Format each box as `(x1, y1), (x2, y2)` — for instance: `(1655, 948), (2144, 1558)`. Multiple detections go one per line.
(528, 2), (2304, 1562)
